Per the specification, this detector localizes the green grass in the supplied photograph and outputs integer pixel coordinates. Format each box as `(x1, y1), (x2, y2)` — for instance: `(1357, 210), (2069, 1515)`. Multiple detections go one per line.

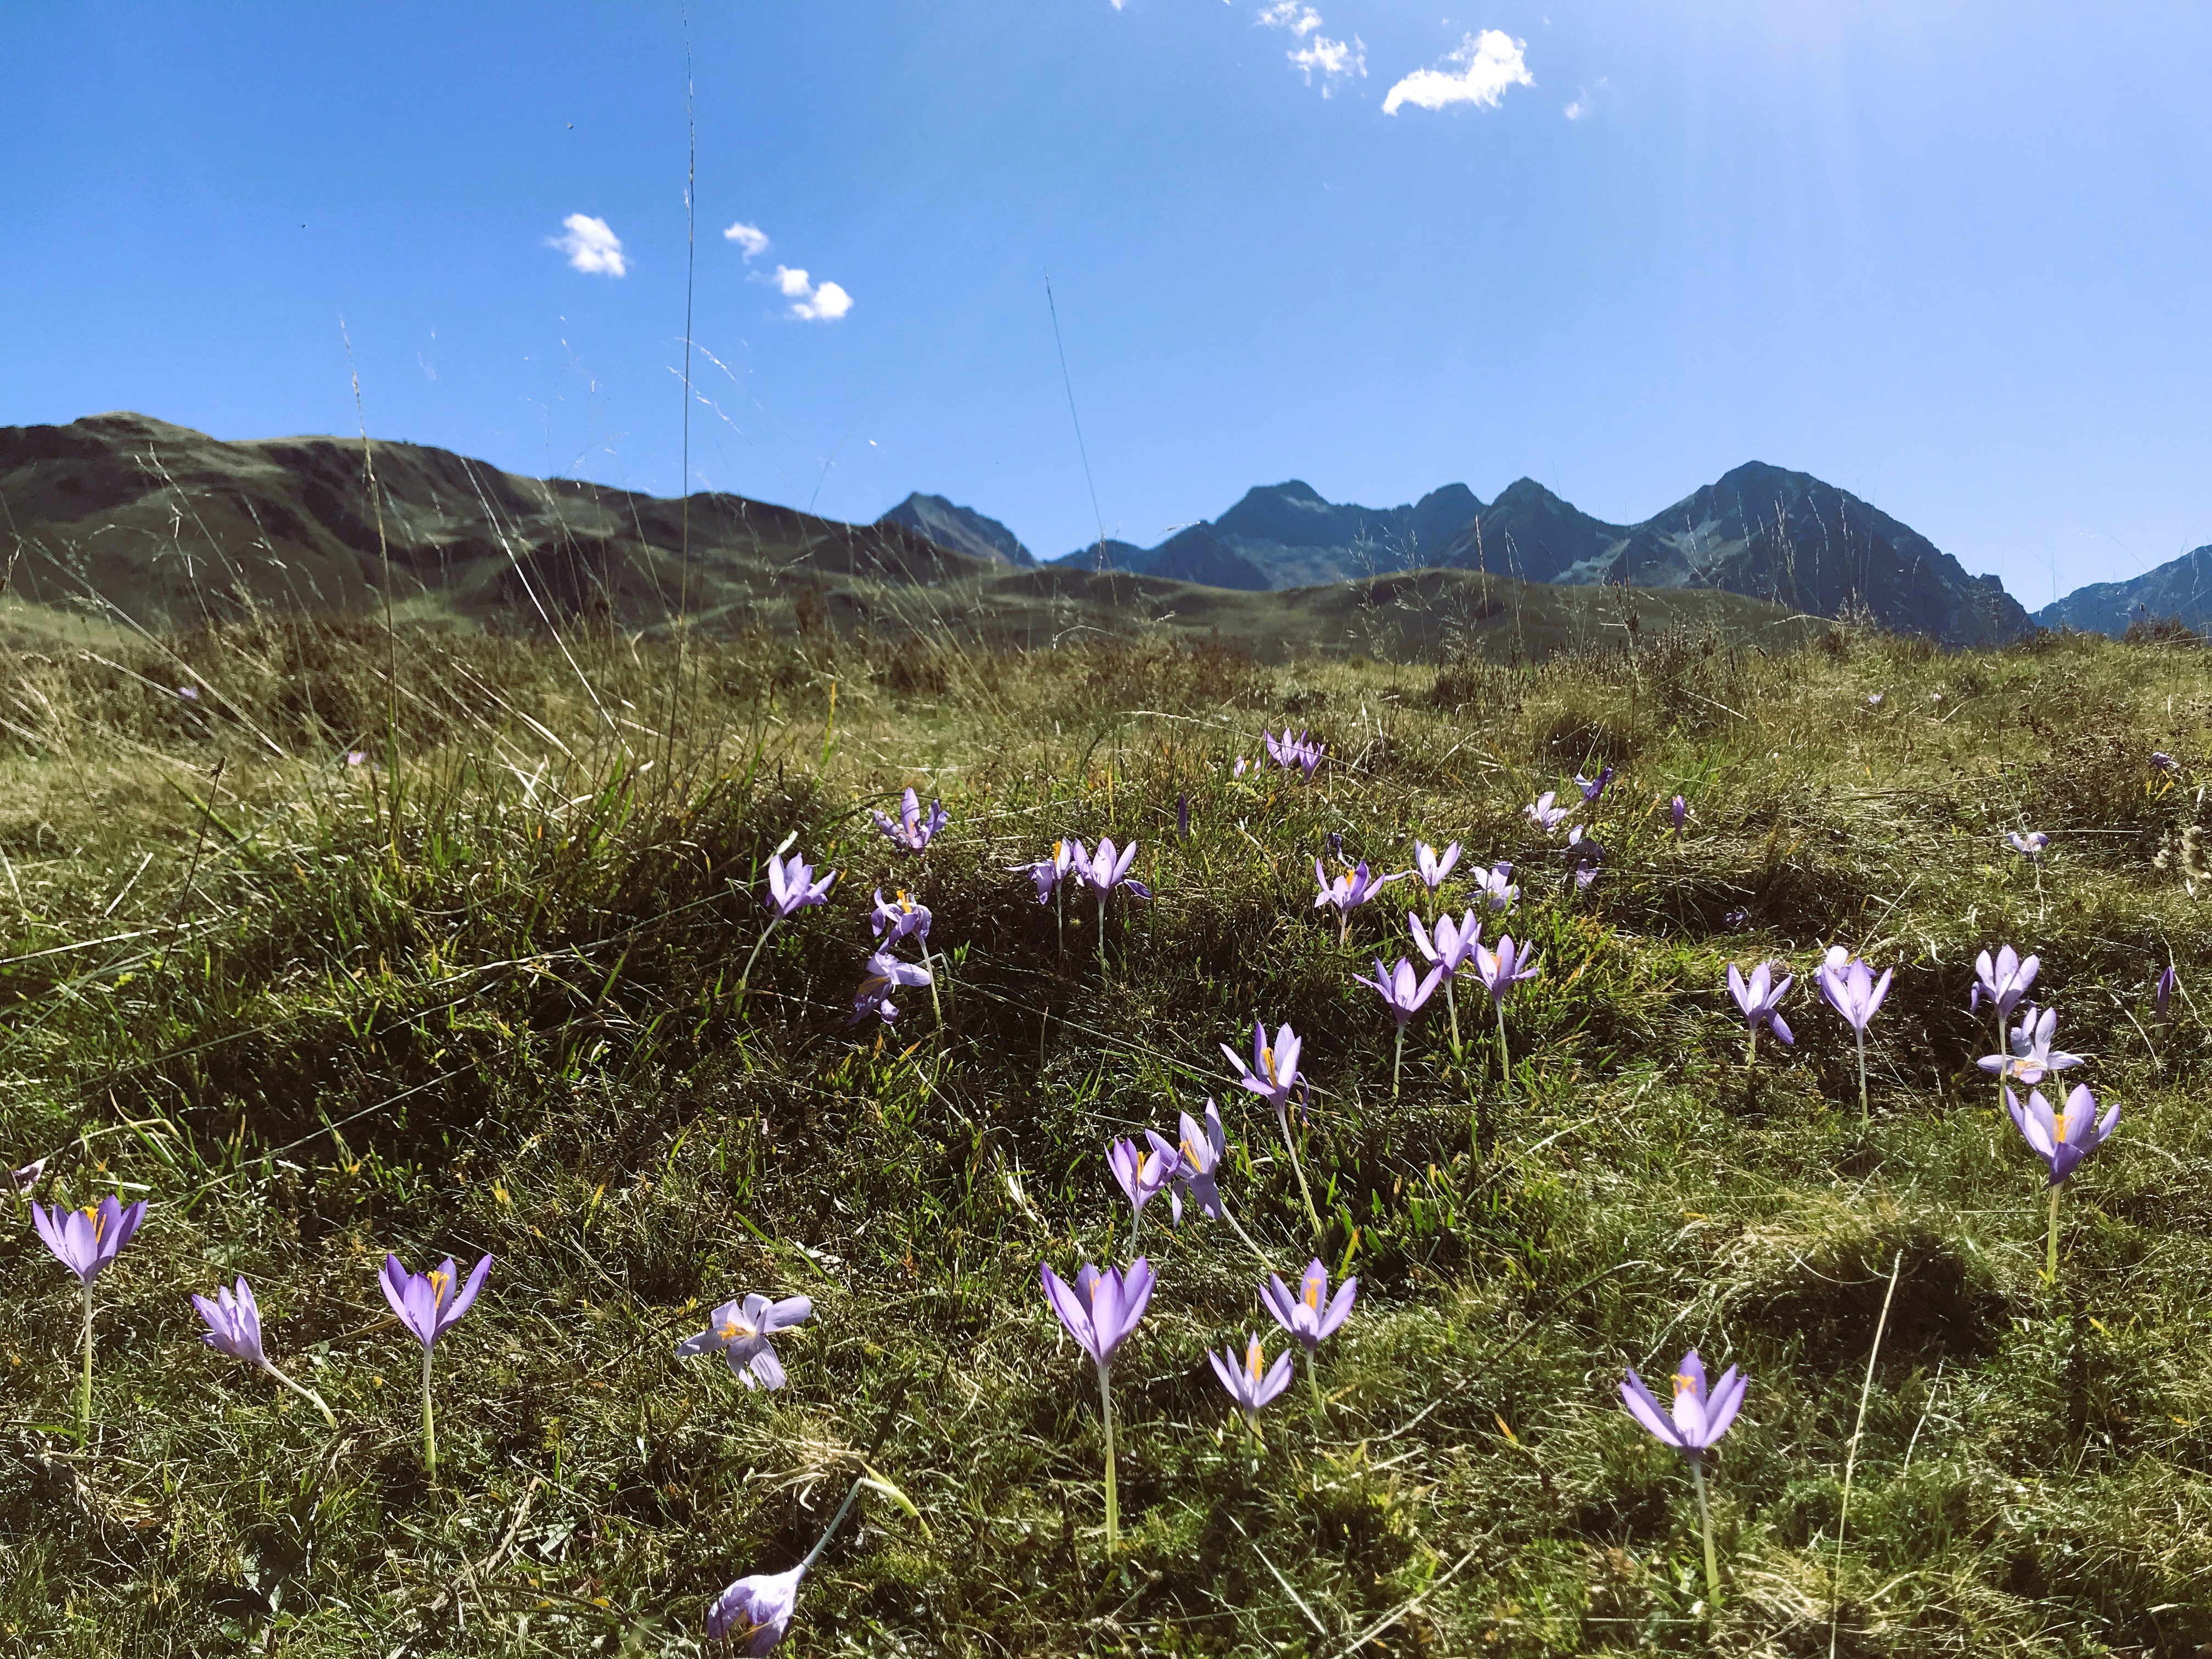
(3, 611), (2210, 1655)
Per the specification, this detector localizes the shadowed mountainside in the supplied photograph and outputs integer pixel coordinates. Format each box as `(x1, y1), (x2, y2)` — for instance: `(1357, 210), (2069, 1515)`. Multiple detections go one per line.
(876, 492), (1036, 567)
(2035, 543), (2212, 637)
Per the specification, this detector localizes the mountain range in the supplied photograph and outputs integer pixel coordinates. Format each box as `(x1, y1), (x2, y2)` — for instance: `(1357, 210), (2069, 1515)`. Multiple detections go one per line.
(2033, 543), (2212, 636)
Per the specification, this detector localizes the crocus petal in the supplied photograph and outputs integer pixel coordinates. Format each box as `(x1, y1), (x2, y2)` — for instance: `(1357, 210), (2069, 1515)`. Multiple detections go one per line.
(380, 1256), (417, 1328)
(1257, 1348), (1296, 1406)
(1317, 1277), (1358, 1340)
(1701, 1365), (1746, 1445)
(1770, 1012), (1793, 1047)
(437, 1255), (493, 1334)
(747, 1345), (789, 1391)
(1259, 1274), (1299, 1337)
(1041, 1265), (1098, 1364)
(32, 1202), (71, 1271)
(1621, 1370), (1680, 1448)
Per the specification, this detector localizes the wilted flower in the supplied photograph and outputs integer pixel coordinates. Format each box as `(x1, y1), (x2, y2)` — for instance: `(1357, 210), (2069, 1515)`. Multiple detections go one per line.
(2007, 830), (2050, 858)
(1474, 861), (1517, 912)
(1041, 1260), (1155, 1547)
(1576, 766), (1616, 804)
(381, 1251), (492, 1477)
(2155, 964), (2178, 1023)
(1523, 791), (1572, 833)
(1108, 1133), (1181, 1249)
(1209, 1333), (1294, 1436)
(765, 853), (837, 918)
(1971, 945), (2039, 1022)
(1621, 1348), (1746, 1606)
(1818, 946), (1893, 1124)
(2151, 751), (2179, 772)
(851, 951), (931, 1024)
(871, 787), (947, 854)
(1561, 825), (1606, 890)
(1979, 1004), (2083, 1087)
(676, 1291), (814, 1390)
(1412, 840), (1462, 892)
(191, 1275), (338, 1427)
(708, 1567), (804, 1654)
(868, 888), (931, 944)
(1725, 962), (1793, 1062)
(33, 1194), (145, 1286)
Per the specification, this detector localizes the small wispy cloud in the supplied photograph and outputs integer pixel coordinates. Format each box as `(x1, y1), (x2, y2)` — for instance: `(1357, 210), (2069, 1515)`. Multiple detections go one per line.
(1258, 2), (1364, 94)
(1382, 29), (1532, 115)
(1564, 77), (1607, 120)
(773, 265), (854, 323)
(723, 221), (770, 259)
(549, 213), (627, 276)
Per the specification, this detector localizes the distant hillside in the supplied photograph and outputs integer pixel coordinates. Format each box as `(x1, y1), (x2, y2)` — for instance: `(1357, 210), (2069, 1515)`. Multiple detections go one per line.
(1026, 465), (2029, 646)
(2036, 544), (2212, 637)
(876, 492), (1035, 567)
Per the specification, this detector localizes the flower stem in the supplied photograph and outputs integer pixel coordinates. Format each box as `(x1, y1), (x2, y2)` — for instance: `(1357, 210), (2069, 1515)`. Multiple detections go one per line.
(1495, 999), (1512, 1097)
(1691, 1455), (1721, 1609)
(264, 1361), (340, 1430)
(1855, 1027), (1869, 1126)
(734, 915), (780, 998)
(1305, 1347), (1323, 1417)
(2046, 1183), (2062, 1283)
(1217, 1198), (1275, 1272)
(1277, 1099), (1322, 1238)
(1445, 976), (1462, 1059)
(1098, 895), (1109, 974)
(1098, 1363), (1119, 1550)
(1746, 1025), (1757, 1069)
(78, 1281), (94, 1443)
(1391, 1028), (1404, 1099)
(421, 1345), (437, 1480)
(798, 1471), (868, 1574)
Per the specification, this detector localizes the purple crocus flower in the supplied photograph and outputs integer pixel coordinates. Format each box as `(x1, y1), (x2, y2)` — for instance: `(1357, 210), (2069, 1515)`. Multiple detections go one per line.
(346, 749), (367, 766)
(1725, 962), (1793, 1062)
(1474, 861), (1518, 912)
(851, 950), (932, 1024)
(1209, 1333), (1295, 1436)
(1621, 1348), (1746, 1606)
(192, 1275), (338, 1426)
(1471, 933), (1540, 1090)
(1561, 825), (1606, 891)
(1077, 837), (1152, 901)
(1028, 838), (1077, 903)
(1041, 1259), (1154, 1546)
(1523, 791), (1572, 833)
(764, 852), (837, 918)
(1576, 766), (1616, 804)
(1358, 955), (1443, 1097)
(675, 1291), (814, 1390)
(2155, 964), (2178, 1023)
(1671, 794), (1690, 834)
(1410, 907), (1482, 1056)
(1262, 1258), (1356, 1410)
(2007, 830), (2050, 858)
(177, 684), (199, 701)
(1169, 1100), (1226, 1225)
(2011, 1082), (2120, 1280)
(871, 787), (948, 854)
(32, 1194), (147, 1440)
(32, 1194), (145, 1286)
(1264, 728), (1325, 777)
(1222, 1019), (1321, 1232)
(1108, 1132), (1181, 1250)
(1867, 691), (1884, 707)
(1979, 1004), (2083, 1088)
(1412, 840), (1462, 892)
(1971, 945), (2039, 1021)
(708, 1567), (804, 1654)
(381, 1251), (492, 1477)
(7, 1156), (48, 1201)
(1818, 947), (1893, 1124)
(2151, 751), (2179, 773)
(1314, 859), (1404, 944)
(868, 888), (932, 945)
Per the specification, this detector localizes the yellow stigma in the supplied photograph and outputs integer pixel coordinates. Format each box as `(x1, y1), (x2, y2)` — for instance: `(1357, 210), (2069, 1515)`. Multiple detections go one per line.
(1245, 1337), (1264, 1384)
(2053, 1110), (2069, 1139)
(1672, 1372), (1696, 1399)
(718, 1317), (740, 1342)
(430, 1268), (451, 1305)
(1304, 1277), (1322, 1312)
(1261, 1045), (1276, 1083)
(84, 1204), (106, 1241)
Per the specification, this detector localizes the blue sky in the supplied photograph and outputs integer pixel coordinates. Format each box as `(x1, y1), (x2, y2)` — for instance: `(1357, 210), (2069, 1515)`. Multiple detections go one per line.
(3, 2), (2208, 602)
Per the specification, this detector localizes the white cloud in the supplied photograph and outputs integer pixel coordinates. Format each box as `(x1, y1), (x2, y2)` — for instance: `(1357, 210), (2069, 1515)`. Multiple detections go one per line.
(771, 264), (853, 322)
(723, 221), (770, 259)
(1564, 75), (1606, 120)
(549, 213), (627, 276)
(1382, 29), (1532, 115)
(1259, 2), (1364, 93)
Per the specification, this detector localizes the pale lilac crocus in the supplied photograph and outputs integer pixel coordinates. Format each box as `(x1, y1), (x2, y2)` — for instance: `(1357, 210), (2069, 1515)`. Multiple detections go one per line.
(1041, 1259), (1155, 1548)
(1409, 908), (1482, 1056)
(32, 1194), (146, 1440)
(1413, 840), (1461, 893)
(1261, 1259), (1357, 1412)
(1978, 1005), (2083, 1089)
(709, 1566), (804, 1654)
(2008, 1084), (2119, 1280)
(1470, 934), (1542, 1090)
(380, 1252), (493, 1477)
(1314, 859), (1405, 945)
(1561, 826), (1605, 891)
(1076, 836), (1152, 969)
(1222, 1019), (1322, 1236)
(871, 787), (947, 854)
(1576, 766), (1616, 804)
(738, 851), (840, 995)
(1523, 792), (1572, 833)
(1209, 1333), (1295, 1439)
(1169, 1102), (1225, 1226)
(1108, 1132), (1180, 1251)
(1725, 962), (1793, 1064)
(868, 888), (931, 945)
(2007, 830), (2050, 858)
(2155, 964), (2178, 1023)
(1671, 794), (1690, 835)
(191, 1275), (338, 1427)
(1817, 947), (1893, 1125)
(1358, 955), (1444, 1096)
(5, 1156), (45, 1210)
(851, 951), (931, 1025)
(675, 1291), (814, 1390)
(1028, 838), (1079, 958)
(1475, 861), (1518, 913)
(1265, 728), (1325, 777)
(1621, 1350), (1746, 1606)
(1233, 755), (1250, 780)
(1971, 945), (2039, 1023)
